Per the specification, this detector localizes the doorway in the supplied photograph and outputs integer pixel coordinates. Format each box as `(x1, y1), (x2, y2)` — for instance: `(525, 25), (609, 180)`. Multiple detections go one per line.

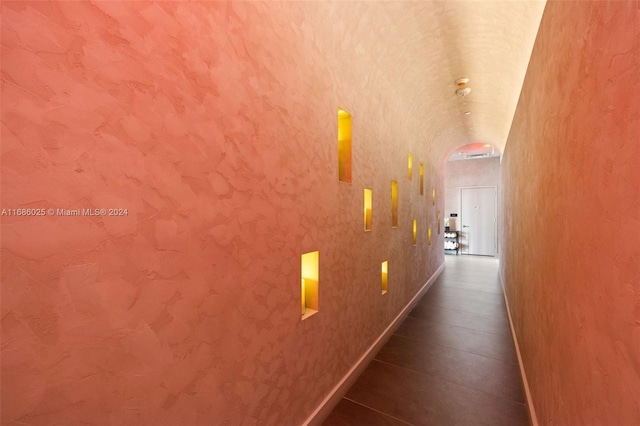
(460, 187), (497, 256)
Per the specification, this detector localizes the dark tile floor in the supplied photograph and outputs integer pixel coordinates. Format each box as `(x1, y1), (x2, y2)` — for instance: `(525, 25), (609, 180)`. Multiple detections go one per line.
(323, 255), (529, 426)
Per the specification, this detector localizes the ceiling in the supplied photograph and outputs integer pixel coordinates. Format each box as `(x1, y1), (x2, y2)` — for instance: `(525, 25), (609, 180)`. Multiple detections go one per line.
(432, 0), (547, 160)
(297, 1), (547, 165)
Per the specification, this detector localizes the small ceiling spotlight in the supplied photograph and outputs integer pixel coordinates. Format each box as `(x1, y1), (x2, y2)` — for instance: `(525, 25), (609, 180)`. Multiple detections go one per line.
(456, 87), (471, 97)
(464, 111), (472, 115)
(455, 78), (471, 97)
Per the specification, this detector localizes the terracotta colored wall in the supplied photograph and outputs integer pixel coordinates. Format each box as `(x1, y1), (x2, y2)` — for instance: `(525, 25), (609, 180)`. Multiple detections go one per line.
(445, 157), (500, 219)
(1, 2), (443, 424)
(500, 1), (640, 424)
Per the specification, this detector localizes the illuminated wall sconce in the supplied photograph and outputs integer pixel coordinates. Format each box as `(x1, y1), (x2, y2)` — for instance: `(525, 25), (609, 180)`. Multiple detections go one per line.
(419, 163), (424, 195)
(428, 227), (432, 246)
(408, 154), (413, 181)
(391, 181), (398, 228)
(301, 251), (319, 320)
(381, 261), (388, 294)
(364, 188), (372, 231)
(437, 211), (441, 234)
(338, 108), (352, 183)
(413, 219), (417, 246)
(432, 188), (436, 205)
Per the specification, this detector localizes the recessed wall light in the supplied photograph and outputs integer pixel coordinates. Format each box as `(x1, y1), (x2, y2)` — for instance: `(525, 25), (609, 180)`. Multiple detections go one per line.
(464, 111), (471, 115)
(455, 78), (470, 87)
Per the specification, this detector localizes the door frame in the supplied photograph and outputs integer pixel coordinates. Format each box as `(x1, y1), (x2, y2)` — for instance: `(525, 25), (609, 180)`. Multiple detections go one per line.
(459, 186), (498, 256)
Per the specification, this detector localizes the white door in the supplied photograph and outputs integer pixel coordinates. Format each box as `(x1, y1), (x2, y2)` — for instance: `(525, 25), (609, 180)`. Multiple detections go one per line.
(460, 187), (497, 256)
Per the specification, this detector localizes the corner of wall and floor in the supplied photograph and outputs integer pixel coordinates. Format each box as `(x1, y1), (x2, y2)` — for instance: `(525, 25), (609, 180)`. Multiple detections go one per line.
(499, 268), (539, 426)
(304, 262), (445, 426)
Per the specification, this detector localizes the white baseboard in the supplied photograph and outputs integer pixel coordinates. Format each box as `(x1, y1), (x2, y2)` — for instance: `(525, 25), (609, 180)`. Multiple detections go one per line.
(500, 272), (539, 426)
(304, 262), (446, 426)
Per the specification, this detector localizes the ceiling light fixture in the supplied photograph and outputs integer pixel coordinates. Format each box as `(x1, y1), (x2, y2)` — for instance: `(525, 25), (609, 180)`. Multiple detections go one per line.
(464, 111), (471, 115)
(455, 77), (471, 97)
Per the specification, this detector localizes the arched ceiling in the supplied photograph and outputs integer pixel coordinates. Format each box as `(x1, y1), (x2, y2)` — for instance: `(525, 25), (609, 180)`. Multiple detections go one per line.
(432, 0), (548, 161)
(285, 1), (547, 165)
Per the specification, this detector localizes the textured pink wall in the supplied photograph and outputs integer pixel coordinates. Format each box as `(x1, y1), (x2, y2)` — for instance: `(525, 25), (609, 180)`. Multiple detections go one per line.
(1, 2), (443, 424)
(501, 1), (640, 424)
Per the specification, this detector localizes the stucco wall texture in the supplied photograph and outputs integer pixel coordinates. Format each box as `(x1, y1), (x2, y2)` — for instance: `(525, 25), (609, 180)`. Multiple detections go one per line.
(1, 2), (444, 424)
(500, 1), (640, 425)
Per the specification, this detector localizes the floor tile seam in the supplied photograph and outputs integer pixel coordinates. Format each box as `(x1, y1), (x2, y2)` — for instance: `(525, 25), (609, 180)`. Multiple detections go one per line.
(419, 295), (507, 306)
(367, 359), (529, 406)
(407, 309), (511, 335)
(440, 291), (503, 297)
(440, 278), (500, 290)
(387, 332), (520, 366)
(438, 278), (500, 284)
(440, 274), (498, 279)
(424, 283), (503, 294)
(393, 317), (511, 339)
(440, 273), (498, 277)
(416, 297), (507, 312)
(340, 397), (415, 426)
(441, 281), (504, 287)
(384, 335), (518, 365)
(438, 281), (502, 294)
(414, 294), (502, 309)
(424, 289), (504, 305)
(409, 305), (510, 325)
(409, 303), (508, 322)
(434, 286), (504, 296)
(404, 311), (502, 328)
(447, 255), (499, 261)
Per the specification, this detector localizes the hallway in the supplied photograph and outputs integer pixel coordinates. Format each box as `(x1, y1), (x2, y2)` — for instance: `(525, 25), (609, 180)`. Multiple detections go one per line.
(324, 256), (528, 425)
(1, 1), (638, 424)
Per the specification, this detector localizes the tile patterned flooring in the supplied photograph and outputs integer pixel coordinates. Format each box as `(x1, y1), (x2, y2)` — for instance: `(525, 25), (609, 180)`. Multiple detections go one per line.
(323, 255), (529, 426)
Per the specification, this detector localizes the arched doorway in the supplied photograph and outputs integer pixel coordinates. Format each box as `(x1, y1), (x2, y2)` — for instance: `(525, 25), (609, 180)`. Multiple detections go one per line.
(444, 143), (501, 256)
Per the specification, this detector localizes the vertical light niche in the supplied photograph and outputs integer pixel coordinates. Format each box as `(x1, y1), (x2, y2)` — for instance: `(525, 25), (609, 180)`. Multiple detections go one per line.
(412, 219), (417, 246)
(408, 154), (413, 180)
(301, 251), (319, 320)
(338, 108), (352, 183)
(364, 189), (372, 231)
(428, 227), (432, 246)
(391, 181), (398, 228)
(432, 188), (436, 205)
(419, 163), (424, 195)
(437, 211), (441, 234)
(381, 261), (388, 295)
